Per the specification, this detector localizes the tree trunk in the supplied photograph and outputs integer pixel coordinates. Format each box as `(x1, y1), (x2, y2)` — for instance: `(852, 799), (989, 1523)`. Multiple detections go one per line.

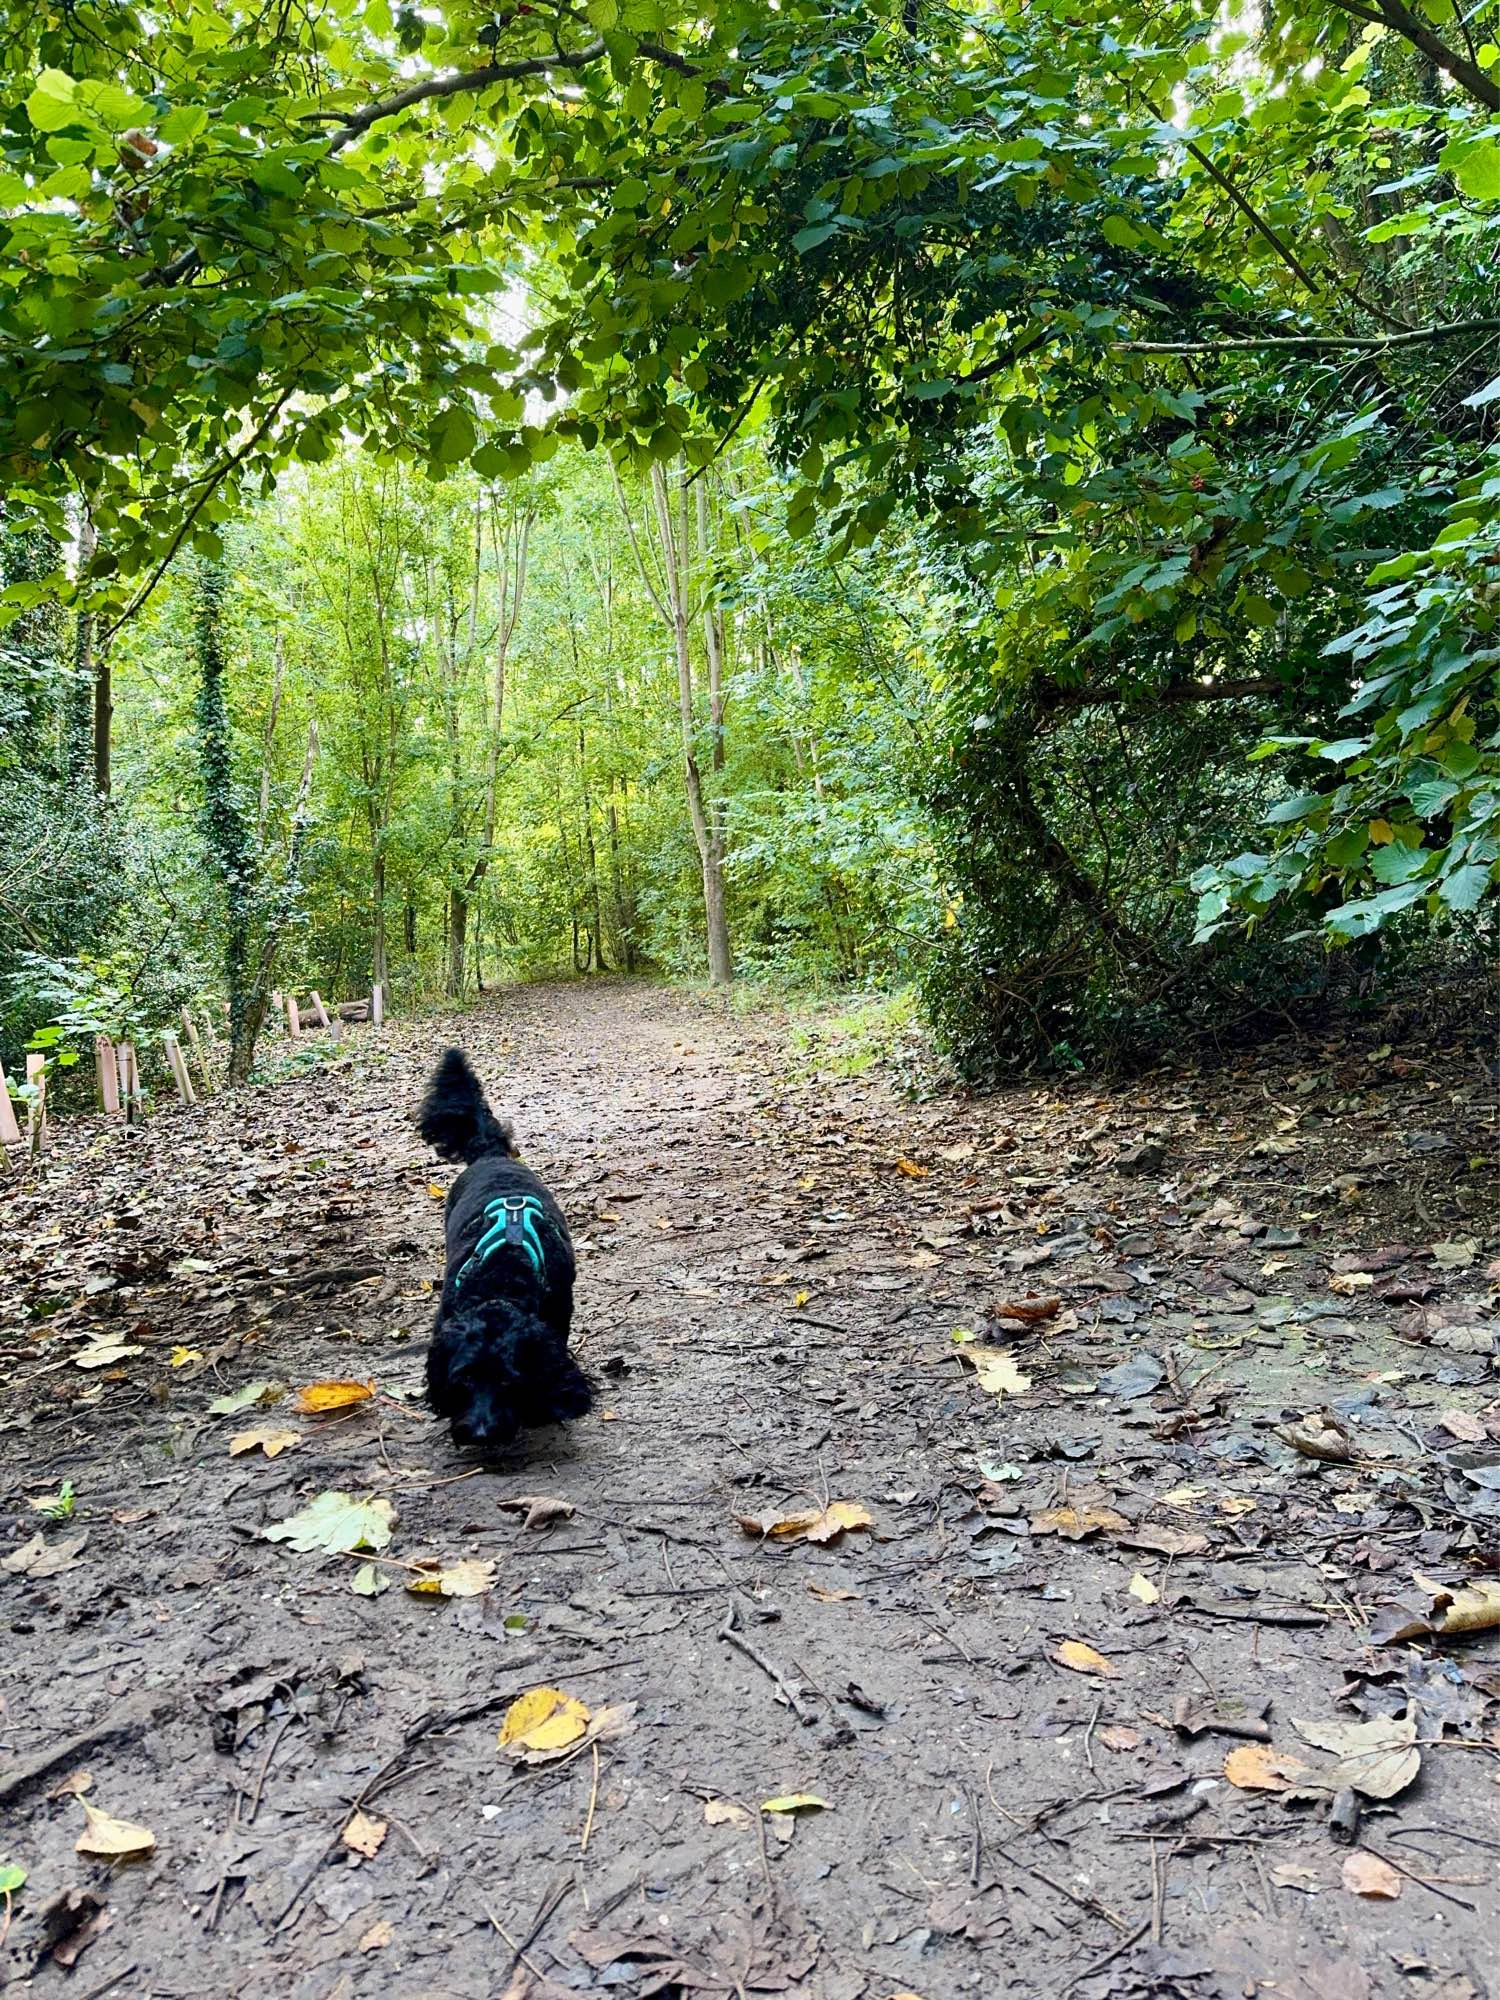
(447, 887), (468, 997)
(647, 462), (733, 985)
(372, 846), (388, 990)
(194, 560), (256, 1072)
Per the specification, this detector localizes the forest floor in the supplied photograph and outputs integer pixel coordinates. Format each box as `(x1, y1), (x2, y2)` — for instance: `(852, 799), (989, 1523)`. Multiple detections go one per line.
(3, 979), (1500, 2000)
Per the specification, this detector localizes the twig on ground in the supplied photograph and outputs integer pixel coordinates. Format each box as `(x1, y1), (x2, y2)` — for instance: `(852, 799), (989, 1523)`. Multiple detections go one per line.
(718, 1598), (819, 1727)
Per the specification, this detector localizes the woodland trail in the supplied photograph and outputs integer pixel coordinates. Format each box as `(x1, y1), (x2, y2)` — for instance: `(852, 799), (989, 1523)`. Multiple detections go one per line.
(2, 980), (1499, 2000)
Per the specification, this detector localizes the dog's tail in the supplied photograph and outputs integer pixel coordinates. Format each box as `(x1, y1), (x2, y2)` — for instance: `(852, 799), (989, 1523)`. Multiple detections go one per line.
(417, 1048), (515, 1164)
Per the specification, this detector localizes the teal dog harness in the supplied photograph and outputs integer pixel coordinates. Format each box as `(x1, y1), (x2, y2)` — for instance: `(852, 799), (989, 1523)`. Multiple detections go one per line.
(453, 1193), (547, 1292)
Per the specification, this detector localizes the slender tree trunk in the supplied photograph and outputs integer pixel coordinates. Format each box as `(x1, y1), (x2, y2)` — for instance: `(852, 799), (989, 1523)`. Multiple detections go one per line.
(231, 718), (318, 1084)
(647, 462), (733, 984)
(195, 560), (255, 1072)
(447, 888), (468, 996)
(371, 842), (388, 990)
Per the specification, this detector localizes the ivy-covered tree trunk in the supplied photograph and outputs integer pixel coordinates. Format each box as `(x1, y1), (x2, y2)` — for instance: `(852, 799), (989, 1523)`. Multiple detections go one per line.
(194, 560), (258, 1080)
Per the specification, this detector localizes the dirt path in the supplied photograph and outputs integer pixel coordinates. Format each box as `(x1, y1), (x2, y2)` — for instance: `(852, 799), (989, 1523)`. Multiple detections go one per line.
(2, 980), (1498, 2000)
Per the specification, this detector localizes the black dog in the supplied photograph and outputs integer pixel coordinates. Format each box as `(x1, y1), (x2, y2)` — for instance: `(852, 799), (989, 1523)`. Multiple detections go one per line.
(417, 1048), (591, 1453)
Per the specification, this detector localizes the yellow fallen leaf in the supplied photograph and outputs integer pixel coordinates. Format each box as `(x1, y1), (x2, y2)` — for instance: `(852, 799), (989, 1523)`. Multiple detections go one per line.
(169, 1345), (202, 1368)
(228, 1426), (300, 1459)
(968, 1351), (1032, 1399)
(499, 1686), (591, 1754)
(406, 1558), (496, 1599)
(1031, 1505), (1130, 1540)
(342, 1810), (387, 1858)
(1160, 1485), (1208, 1508)
(1329, 1271), (1374, 1296)
(1342, 1850), (1401, 1900)
(760, 1793), (830, 1814)
(1224, 1743), (1312, 1792)
(1052, 1639), (1117, 1678)
(75, 1798), (155, 1859)
(359, 1918), (396, 1952)
(896, 1158), (930, 1177)
(1129, 1572), (1160, 1605)
(1219, 1495), (1257, 1517)
(794, 1289), (811, 1307)
(428, 1182), (446, 1200)
(736, 1502), (872, 1545)
(292, 1378), (376, 1415)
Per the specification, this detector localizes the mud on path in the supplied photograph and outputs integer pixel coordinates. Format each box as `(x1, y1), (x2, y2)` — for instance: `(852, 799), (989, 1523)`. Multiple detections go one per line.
(3, 979), (1499, 2000)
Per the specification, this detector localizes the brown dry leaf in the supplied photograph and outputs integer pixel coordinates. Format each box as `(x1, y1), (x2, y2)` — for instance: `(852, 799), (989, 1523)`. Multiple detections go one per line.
(75, 1799), (155, 1860)
(1031, 1504), (1130, 1541)
(736, 1501), (872, 1545)
(703, 1798), (752, 1828)
(1373, 1573), (1500, 1645)
(406, 1558), (496, 1600)
(1437, 1409), (1487, 1444)
(342, 1810), (387, 1859)
(291, 1378), (376, 1415)
(896, 1158), (930, 1178)
(228, 1426), (300, 1459)
(1224, 1744), (1315, 1793)
(807, 1581), (860, 1603)
(989, 1296), (1062, 1323)
(1117, 1524), (1212, 1558)
(1097, 1724), (1143, 1753)
(967, 1351), (1032, 1400)
(3, 1531), (88, 1579)
(359, 1918), (396, 1952)
(1342, 1851), (1401, 1901)
(497, 1494), (576, 1532)
(1277, 1413), (1354, 1464)
(1053, 1639), (1117, 1678)
(1293, 1711), (1420, 1801)
(1218, 1495), (1257, 1518)
(47, 1769), (93, 1801)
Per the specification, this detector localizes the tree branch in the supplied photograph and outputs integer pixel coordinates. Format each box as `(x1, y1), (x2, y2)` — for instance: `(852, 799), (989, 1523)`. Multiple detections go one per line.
(325, 40), (609, 152)
(1116, 317), (1500, 355)
(1326, 0), (1500, 113)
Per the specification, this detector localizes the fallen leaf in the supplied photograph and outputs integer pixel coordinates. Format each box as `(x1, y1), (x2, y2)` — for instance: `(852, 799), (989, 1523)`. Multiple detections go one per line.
(1437, 1410), (1486, 1445)
(227, 1426), (300, 1459)
(1342, 1851), (1401, 1900)
(497, 1494), (576, 1531)
(208, 1379), (286, 1415)
(1277, 1413), (1355, 1464)
(2, 1531), (88, 1579)
(350, 1563), (391, 1597)
(291, 1378), (376, 1415)
(46, 1770), (92, 1801)
(73, 1339), (143, 1370)
(1031, 1505), (1130, 1540)
(1329, 1272), (1374, 1296)
(736, 1501), (873, 1545)
(359, 1918), (396, 1952)
(264, 1491), (395, 1555)
(967, 1351), (1032, 1399)
(500, 1687), (591, 1755)
(1052, 1639), (1117, 1678)
(1374, 1570), (1500, 1645)
(1129, 1572), (1160, 1605)
(75, 1800), (155, 1860)
(1224, 1743), (1314, 1792)
(1432, 1238), (1479, 1271)
(406, 1558), (496, 1599)
(988, 1296), (1061, 1323)
(169, 1345), (202, 1368)
(1159, 1485), (1209, 1509)
(704, 1798), (752, 1828)
(428, 1181), (446, 1200)
(1117, 1524), (1212, 1557)
(341, 1810), (387, 1859)
(807, 1581), (860, 1603)
(1097, 1353), (1166, 1400)
(760, 1793), (830, 1814)
(1292, 1711), (1421, 1801)
(0, 1862), (26, 1894)
(896, 1159), (930, 1177)
(1097, 1724), (1143, 1752)
(1218, 1495), (1257, 1518)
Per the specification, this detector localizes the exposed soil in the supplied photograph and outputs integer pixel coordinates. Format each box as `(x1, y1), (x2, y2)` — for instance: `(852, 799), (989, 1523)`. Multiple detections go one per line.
(2, 979), (1499, 2000)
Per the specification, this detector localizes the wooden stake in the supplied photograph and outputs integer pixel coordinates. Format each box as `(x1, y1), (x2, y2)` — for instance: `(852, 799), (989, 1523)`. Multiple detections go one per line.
(97, 1036), (122, 1117)
(122, 1043), (141, 1123)
(309, 990), (331, 1030)
(371, 983), (385, 1026)
(200, 1005), (219, 1046)
(287, 996), (302, 1037)
(0, 1058), (22, 1152)
(25, 1054), (47, 1155)
(163, 1030), (196, 1107)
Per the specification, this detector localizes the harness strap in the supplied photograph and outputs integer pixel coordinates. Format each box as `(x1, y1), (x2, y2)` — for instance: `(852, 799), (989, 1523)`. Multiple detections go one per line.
(453, 1194), (547, 1292)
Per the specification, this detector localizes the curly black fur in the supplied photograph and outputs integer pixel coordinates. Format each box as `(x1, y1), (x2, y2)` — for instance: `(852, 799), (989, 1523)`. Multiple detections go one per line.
(417, 1049), (591, 1454)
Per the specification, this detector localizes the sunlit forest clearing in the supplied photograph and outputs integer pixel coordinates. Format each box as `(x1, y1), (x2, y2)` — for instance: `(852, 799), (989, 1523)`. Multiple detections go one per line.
(3, 3), (1500, 1995)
